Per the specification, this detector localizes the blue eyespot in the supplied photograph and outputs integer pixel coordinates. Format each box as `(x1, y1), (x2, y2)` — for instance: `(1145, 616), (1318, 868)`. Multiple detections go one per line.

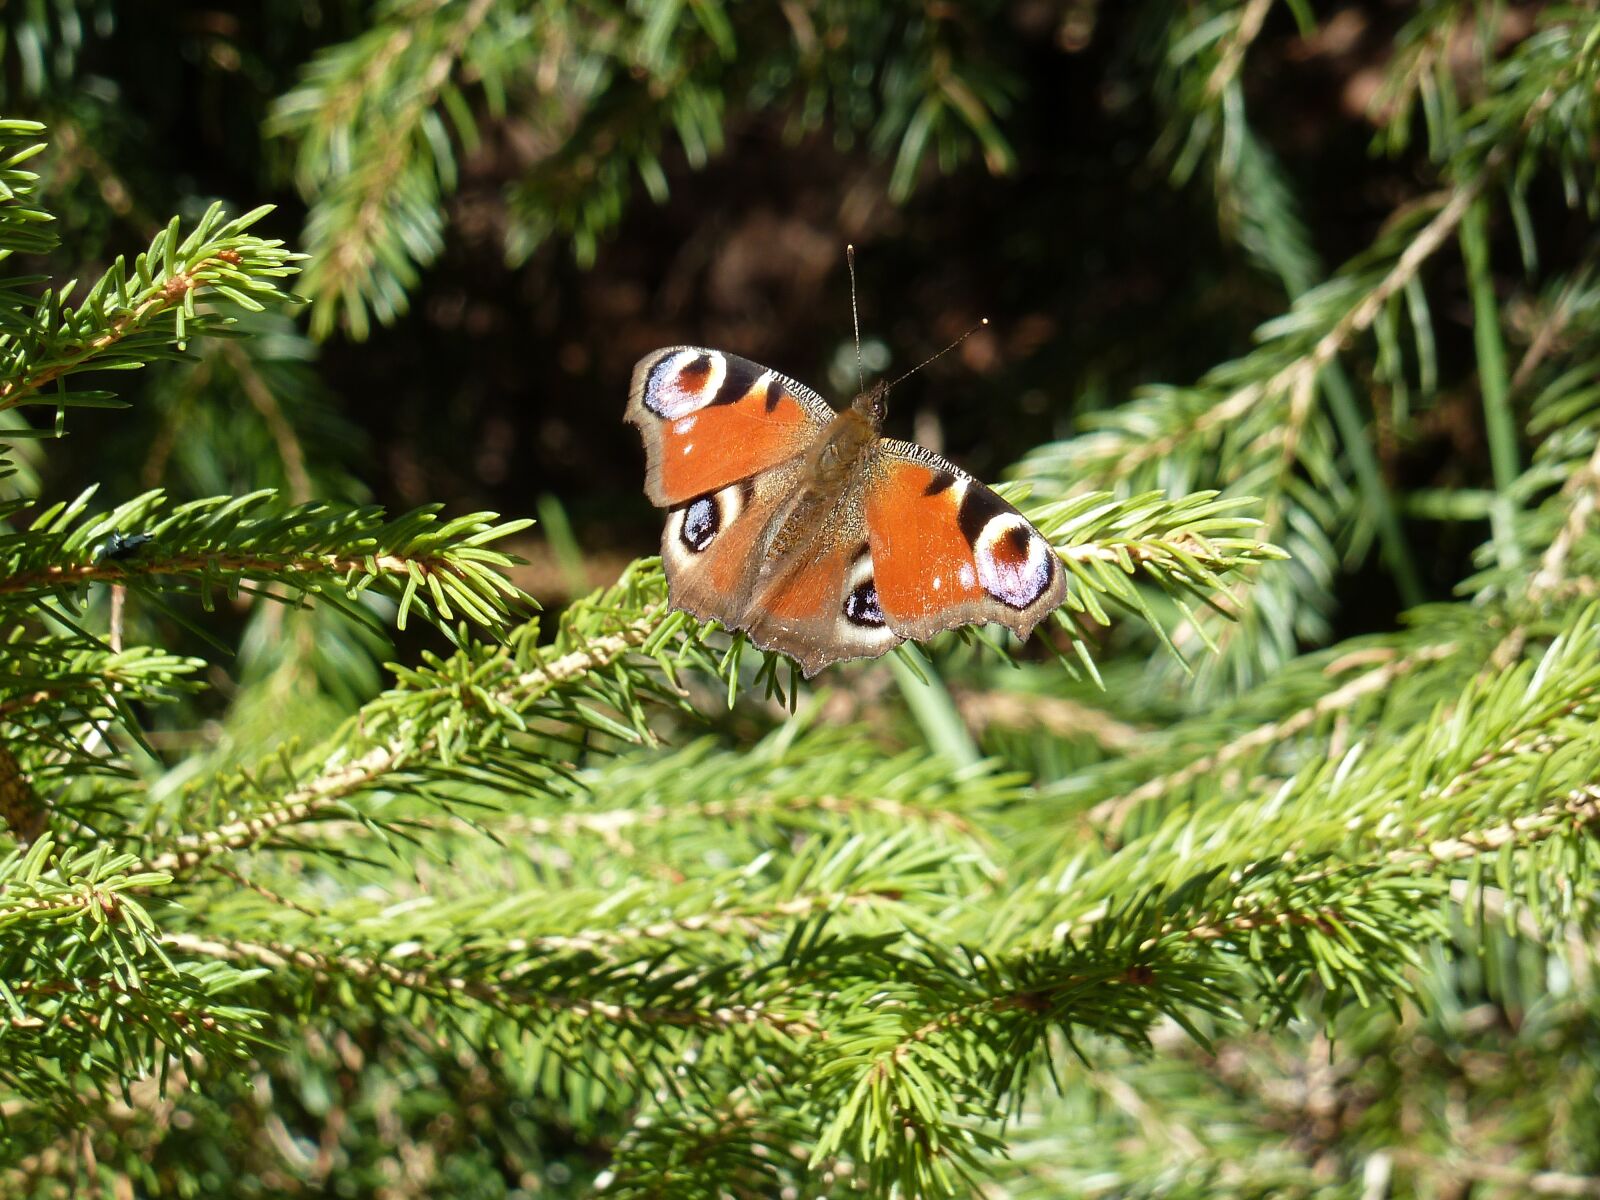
(844, 579), (885, 627)
(680, 497), (718, 553)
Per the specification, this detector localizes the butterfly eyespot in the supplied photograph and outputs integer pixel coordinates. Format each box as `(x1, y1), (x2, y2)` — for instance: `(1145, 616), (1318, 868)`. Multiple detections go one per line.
(974, 515), (1054, 609)
(645, 350), (727, 419)
(680, 496), (720, 553)
(844, 578), (886, 628)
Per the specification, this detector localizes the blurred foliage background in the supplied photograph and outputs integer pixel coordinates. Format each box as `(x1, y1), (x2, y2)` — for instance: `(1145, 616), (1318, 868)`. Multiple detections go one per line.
(7, 0), (1600, 1197)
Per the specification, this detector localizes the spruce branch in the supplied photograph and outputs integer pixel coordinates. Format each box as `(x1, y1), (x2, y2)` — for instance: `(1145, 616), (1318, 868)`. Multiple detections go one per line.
(1386, 1149), (1600, 1197)
(1204, 0), (1277, 102)
(1028, 155), (1492, 493)
(143, 601), (665, 877)
(0, 835), (272, 1105)
(1085, 641), (1461, 839)
(1531, 432), (1600, 600)
(0, 638), (202, 822)
(160, 933), (819, 1038)
(1156, 0), (1419, 618)
(595, 1086), (812, 1199)
(127, 486), (1276, 881)
(0, 489), (531, 632)
(13, 10), (1600, 1187)
(1456, 269), (1600, 636)
(0, 202), (301, 415)
(1020, 605), (1600, 965)
(1019, 11), (1600, 693)
(287, 718), (1007, 895)
(1006, 487), (1285, 672)
(275, 1), (1024, 334)
(268, 0), (499, 339)
(952, 688), (1145, 751)
(0, 119), (55, 271)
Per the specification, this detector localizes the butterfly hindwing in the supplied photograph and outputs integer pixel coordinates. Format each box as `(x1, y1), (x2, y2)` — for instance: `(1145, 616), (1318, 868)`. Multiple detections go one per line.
(659, 460), (802, 631)
(627, 347), (834, 508)
(741, 519), (904, 678)
(864, 439), (1065, 644)
(656, 456), (904, 678)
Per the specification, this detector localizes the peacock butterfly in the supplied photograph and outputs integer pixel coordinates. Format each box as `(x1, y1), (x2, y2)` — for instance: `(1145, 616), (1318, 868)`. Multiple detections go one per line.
(625, 267), (1065, 677)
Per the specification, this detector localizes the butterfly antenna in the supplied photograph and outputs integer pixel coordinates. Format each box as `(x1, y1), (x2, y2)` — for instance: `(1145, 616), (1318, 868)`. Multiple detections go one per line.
(847, 244), (864, 393)
(885, 318), (990, 392)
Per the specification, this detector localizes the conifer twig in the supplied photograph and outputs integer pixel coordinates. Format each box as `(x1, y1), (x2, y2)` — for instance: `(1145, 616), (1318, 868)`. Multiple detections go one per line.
(954, 689), (1146, 750)
(146, 615), (662, 875)
(1104, 163), (1499, 483)
(1, 256), (228, 408)
(1088, 642), (1459, 835)
(160, 933), (820, 1035)
(1206, 0), (1276, 100)
(1387, 1150), (1600, 1197)
(1531, 434), (1600, 599)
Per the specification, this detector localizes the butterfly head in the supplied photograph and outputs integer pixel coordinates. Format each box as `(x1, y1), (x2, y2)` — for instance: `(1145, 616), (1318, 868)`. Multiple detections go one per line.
(851, 379), (890, 430)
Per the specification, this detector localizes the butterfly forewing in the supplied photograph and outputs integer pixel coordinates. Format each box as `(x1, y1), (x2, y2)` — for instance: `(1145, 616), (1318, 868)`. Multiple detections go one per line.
(863, 440), (1065, 644)
(626, 347), (834, 507)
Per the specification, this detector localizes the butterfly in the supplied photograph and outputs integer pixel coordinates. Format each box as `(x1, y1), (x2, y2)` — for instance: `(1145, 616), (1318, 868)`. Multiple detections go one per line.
(625, 340), (1066, 678)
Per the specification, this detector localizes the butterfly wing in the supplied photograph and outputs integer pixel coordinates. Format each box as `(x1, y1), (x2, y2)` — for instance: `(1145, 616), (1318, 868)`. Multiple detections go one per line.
(628, 347), (836, 630)
(629, 349), (1062, 673)
(863, 439), (1065, 645)
(659, 461), (802, 629)
(626, 347), (835, 507)
(739, 513), (904, 678)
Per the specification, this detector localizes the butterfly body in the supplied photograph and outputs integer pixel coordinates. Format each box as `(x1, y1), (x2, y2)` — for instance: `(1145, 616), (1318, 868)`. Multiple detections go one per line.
(627, 347), (1064, 676)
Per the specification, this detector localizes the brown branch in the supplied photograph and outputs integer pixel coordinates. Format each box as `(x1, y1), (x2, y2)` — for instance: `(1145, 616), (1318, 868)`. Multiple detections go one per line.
(462, 884), (910, 959)
(1531, 434), (1600, 600)
(1157, 772), (1600, 947)
(1388, 1149), (1600, 1197)
(1421, 782), (1600, 864)
(306, 786), (980, 852)
(0, 256), (238, 411)
(224, 341), (314, 504)
(0, 688), (53, 721)
(0, 551), (459, 597)
(1206, 0), (1277, 100)
(953, 688), (1145, 751)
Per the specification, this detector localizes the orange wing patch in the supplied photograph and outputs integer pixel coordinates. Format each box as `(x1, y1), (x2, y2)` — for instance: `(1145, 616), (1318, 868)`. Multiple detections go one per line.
(741, 539), (897, 677)
(657, 381), (818, 504)
(864, 462), (986, 625)
(757, 542), (854, 624)
(627, 349), (830, 508)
